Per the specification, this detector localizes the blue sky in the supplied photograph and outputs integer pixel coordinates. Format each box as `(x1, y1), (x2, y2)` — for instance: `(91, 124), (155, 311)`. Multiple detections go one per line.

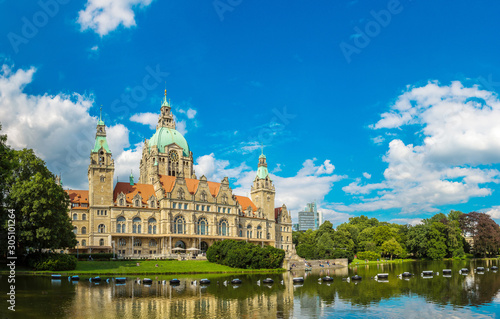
(1, 0), (500, 226)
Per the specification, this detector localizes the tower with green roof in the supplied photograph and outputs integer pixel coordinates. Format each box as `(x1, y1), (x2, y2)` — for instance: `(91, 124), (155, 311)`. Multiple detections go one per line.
(251, 150), (276, 224)
(139, 90), (195, 184)
(88, 110), (115, 211)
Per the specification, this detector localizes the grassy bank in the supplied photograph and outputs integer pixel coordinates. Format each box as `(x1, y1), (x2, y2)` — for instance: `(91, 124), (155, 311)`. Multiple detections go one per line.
(0, 259), (285, 276)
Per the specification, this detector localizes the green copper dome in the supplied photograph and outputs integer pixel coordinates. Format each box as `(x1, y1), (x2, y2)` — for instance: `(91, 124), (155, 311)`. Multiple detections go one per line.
(257, 165), (269, 179)
(148, 127), (190, 156)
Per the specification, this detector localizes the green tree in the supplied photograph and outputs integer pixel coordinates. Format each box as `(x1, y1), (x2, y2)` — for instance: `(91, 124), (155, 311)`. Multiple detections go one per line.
(373, 225), (395, 247)
(4, 148), (76, 253)
(332, 228), (355, 251)
(426, 222), (447, 260)
(315, 232), (335, 258)
(381, 238), (404, 260)
(406, 224), (429, 258)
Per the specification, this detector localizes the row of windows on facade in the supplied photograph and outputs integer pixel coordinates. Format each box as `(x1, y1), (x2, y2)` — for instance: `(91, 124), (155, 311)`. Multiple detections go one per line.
(71, 210), (106, 220)
(75, 238), (158, 247)
(75, 218), (269, 239)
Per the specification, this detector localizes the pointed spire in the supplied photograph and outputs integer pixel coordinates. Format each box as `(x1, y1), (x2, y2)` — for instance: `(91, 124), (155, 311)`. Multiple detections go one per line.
(130, 170), (134, 186)
(98, 105), (105, 125)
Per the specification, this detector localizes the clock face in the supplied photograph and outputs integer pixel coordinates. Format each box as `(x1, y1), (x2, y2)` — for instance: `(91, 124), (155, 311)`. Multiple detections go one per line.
(169, 150), (179, 162)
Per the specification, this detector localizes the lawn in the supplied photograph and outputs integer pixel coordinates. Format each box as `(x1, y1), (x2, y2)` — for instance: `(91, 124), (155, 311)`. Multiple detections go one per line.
(2, 260), (285, 276)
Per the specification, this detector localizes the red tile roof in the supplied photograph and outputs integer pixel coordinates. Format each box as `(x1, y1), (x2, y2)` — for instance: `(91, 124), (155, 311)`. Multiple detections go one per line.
(158, 175), (221, 197)
(113, 182), (156, 205)
(235, 195), (257, 212)
(66, 190), (89, 204)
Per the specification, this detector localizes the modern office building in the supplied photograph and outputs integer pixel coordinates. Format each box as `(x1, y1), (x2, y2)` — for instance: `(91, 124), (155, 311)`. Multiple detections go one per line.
(298, 202), (322, 231)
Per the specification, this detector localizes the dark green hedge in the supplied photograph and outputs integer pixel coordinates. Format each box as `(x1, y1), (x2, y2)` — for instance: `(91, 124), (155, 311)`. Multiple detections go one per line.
(206, 240), (285, 269)
(26, 253), (77, 271)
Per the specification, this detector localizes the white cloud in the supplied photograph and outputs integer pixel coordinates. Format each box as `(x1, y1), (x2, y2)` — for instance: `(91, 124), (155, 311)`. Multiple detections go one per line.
(77, 0), (153, 36)
(363, 172), (371, 179)
(194, 153), (250, 183)
(0, 64), (141, 190)
(485, 206), (500, 220)
(344, 81), (500, 214)
(130, 112), (158, 129)
(177, 108), (197, 120)
(389, 218), (423, 226)
(91, 45), (99, 51)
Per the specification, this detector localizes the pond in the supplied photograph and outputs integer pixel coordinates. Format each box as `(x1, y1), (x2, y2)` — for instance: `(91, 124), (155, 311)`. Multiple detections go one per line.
(1, 260), (500, 318)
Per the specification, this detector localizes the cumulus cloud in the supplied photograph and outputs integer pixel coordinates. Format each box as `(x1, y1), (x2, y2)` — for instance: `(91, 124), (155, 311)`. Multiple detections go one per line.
(485, 206), (500, 220)
(0, 64), (141, 189)
(363, 172), (371, 179)
(194, 153), (250, 183)
(345, 81), (500, 214)
(130, 112), (158, 129)
(178, 108), (197, 119)
(389, 218), (423, 226)
(77, 0), (153, 36)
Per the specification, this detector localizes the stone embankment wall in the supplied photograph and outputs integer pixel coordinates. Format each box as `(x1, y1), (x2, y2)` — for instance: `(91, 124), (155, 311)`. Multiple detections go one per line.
(283, 258), (348, 270)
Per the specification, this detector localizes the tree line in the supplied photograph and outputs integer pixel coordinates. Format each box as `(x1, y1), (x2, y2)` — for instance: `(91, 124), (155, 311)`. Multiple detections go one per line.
(293, 211), (500, 261)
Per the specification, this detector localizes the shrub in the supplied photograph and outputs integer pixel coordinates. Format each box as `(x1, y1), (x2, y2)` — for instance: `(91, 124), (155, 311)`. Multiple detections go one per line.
(206, 240), (285, 269)
(357, 251), (381, 261)
(26, 253), (77, 271)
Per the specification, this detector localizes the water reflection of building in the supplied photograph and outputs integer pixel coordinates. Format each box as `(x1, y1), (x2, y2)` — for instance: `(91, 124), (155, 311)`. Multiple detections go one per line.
(67, 276), (295, 318)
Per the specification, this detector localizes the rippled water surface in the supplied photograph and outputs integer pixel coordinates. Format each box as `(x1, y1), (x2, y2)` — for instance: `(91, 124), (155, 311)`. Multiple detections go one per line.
(2, 260), (500, 318)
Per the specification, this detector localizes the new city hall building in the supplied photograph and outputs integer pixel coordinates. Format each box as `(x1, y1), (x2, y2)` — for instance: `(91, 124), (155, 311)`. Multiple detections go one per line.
(66, 91), (293, 258)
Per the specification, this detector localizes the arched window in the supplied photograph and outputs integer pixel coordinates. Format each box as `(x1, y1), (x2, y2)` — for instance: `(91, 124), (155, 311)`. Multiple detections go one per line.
(197, 217), (208, 235)
(134, 238), (142, 247)
(117, 216), (126, 233)
(99, 239), (104, 246)
(148, 218), (157, 234)
(81, 226), (87, 235)
(150, 199), (155, 208)
(257, 225), (262, 239)
(82, 214), (87, 221)
(82, 239), (86, 246)
(119, 238), (126, 246)
(239, 224), (243, 237)
(73, 214), (77, 221)
(119, 198), (124, 206)
(174, 215), (185, 234)
(246, 225), (252, 238)
(73, 226), (77, 235)
(132, 217), (141, 233)
(135, 199), (140, 207)
(149, 239), (157, 247)
(98, 224), (105, 233)
(218, 219), (228, 236)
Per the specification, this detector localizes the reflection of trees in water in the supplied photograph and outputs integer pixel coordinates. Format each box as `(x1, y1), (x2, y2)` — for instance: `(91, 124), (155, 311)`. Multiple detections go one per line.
(294, 260), (500, 307)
